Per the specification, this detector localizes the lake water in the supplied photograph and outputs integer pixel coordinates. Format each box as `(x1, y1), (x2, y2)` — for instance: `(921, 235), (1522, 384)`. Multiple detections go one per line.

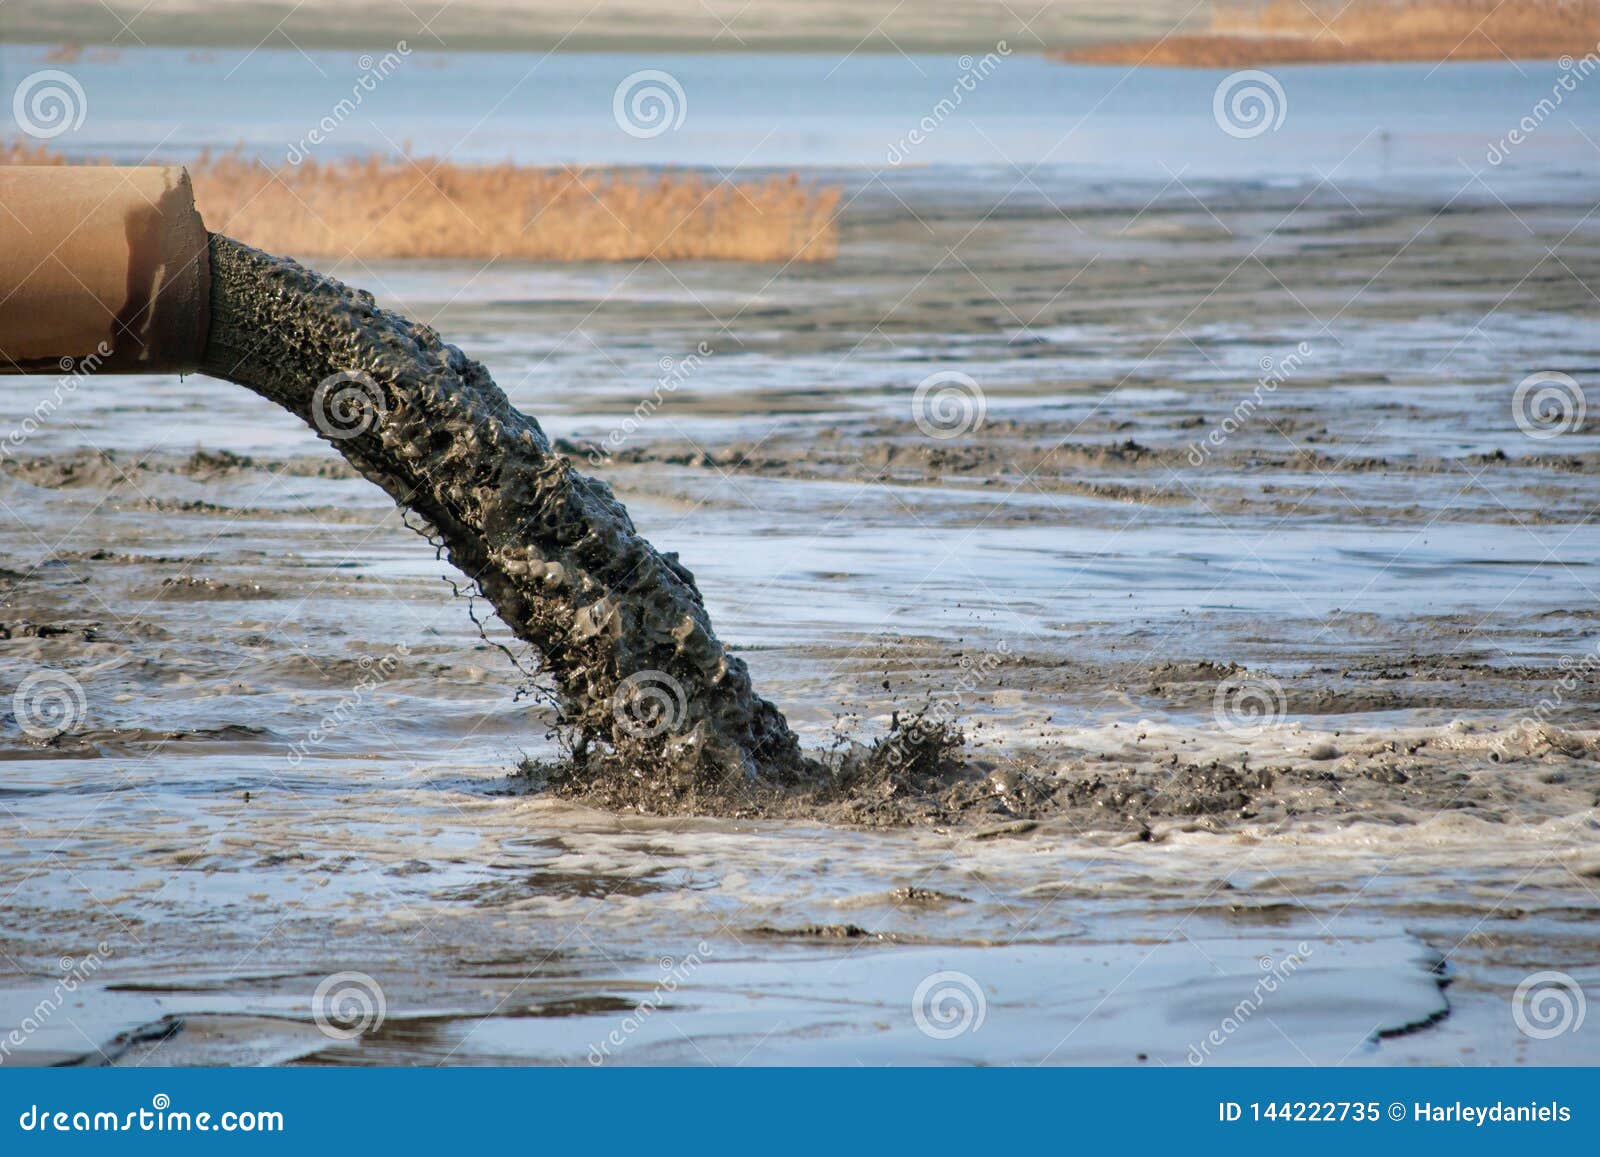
(4, 45), (1597, 191)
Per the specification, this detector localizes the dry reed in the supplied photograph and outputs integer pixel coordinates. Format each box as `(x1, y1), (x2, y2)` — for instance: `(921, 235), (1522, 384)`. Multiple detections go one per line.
(1064, 0), (1600, 65)
(2, 141), (840, 263)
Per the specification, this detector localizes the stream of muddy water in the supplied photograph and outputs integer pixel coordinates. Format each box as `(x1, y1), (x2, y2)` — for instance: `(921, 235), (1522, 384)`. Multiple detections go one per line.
(2, 166), (1598, 1064)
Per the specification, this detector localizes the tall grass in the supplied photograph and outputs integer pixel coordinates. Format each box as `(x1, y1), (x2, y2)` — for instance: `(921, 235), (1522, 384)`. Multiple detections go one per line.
(1066, 0), (1600, 65)
(2, 142), (840, 263)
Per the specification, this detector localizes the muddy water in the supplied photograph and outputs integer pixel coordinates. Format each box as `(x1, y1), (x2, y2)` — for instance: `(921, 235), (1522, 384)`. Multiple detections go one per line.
(199, 235), (805, 800)
(2, 176), (1598, 1064)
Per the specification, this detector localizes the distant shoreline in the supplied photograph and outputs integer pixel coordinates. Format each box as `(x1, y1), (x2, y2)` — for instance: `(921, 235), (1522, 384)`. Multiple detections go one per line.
(1061, 36), (1594, 67)
(2, 38), (1583, 64)
(13, 40), (1043, 54)
(1064, 0), (1600, 68)
(0, 0), (1169, 57)
(5, 0), (1597, 64)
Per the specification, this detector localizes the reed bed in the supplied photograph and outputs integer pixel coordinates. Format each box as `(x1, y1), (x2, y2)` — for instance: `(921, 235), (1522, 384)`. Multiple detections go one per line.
(1064, 0), (1600, 65)
(3, 142), (840, 263)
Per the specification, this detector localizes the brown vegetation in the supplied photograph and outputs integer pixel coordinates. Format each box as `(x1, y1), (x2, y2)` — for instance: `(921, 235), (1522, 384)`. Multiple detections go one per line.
(3, 141), (840, 263)
(1063, 0), (1600, 66)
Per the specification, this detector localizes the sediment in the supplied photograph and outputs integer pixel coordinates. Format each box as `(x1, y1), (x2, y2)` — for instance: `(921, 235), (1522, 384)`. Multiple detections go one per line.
(199, 234), (807, 793)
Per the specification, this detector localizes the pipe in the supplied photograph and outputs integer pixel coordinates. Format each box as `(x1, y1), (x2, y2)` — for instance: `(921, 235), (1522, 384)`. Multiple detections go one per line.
(0, 166), (210, 374)
(199, 232), (806, 788)
(0, 164), (807, 792)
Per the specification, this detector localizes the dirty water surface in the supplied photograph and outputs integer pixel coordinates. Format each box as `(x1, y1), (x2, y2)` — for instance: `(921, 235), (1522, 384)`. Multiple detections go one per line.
(2, 173), (1598, 1066)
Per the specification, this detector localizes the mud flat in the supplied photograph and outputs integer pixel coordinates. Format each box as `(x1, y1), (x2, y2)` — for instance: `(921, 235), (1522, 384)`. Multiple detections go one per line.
(1, 173), (1597, 1064)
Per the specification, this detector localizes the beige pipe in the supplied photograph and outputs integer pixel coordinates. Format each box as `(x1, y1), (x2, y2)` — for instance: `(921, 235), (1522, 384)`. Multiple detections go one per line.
(0, 166), (210, 374)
